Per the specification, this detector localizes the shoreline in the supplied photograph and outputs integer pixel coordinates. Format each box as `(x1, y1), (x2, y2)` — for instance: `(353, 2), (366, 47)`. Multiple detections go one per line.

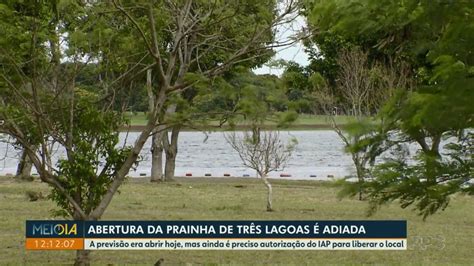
(126, 176), (344, 183)
(0, 175), (342, 187)
(120, 124), (340, 132)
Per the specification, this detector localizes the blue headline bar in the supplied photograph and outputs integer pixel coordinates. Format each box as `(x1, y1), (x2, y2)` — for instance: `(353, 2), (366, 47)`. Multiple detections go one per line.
(26, 220), (406, 239)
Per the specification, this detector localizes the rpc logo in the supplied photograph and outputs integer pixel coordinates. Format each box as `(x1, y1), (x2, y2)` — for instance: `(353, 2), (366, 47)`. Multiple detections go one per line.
(32, 223), (78, 236)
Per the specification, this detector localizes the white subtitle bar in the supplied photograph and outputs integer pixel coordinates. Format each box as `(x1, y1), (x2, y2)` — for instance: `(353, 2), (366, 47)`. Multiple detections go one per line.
(85, 238), (406, 250)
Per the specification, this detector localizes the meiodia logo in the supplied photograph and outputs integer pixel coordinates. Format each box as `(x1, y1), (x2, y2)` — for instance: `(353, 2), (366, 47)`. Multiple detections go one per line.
(32, 223), (78, 236)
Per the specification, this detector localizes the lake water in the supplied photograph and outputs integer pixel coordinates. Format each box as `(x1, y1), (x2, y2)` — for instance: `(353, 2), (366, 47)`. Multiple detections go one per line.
(0, 131), (356, 180)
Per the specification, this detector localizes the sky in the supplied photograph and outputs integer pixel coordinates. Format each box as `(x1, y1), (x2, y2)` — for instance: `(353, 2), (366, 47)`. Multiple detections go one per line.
(253, 15), (310, 76)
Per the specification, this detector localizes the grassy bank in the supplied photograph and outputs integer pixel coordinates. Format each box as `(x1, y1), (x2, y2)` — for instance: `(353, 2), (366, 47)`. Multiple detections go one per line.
(123, 113), (356, 131)
(1, 176), (473, 265)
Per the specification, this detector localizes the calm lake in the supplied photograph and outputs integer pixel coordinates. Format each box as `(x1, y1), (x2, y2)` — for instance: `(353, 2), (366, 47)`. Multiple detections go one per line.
(0, 130), (355, 180)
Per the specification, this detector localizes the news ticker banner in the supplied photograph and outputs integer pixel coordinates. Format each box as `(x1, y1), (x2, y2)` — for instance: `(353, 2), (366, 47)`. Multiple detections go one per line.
(26, 220), (406, 251)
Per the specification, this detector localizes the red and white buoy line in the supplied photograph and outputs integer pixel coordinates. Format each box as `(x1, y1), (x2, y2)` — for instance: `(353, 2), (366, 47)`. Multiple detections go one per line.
(1, 171), (336, 179)
(180, 172), (337, 178)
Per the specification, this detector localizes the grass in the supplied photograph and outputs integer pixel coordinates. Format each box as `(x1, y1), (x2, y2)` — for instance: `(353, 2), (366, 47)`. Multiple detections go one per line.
(125, 112), (148, 126)
(1, 176), (473, 265)
(123, 112), (357, 129)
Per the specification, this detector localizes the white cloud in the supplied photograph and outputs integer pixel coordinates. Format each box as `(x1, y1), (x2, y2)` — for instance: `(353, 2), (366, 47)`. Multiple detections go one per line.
(253, 15), (309, 76)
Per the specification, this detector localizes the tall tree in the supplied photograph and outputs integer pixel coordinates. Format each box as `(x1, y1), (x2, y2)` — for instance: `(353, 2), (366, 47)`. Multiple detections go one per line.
(1, 1), (301, 264)
(0, 1), (127, 264)
(305, 0), (474, 218)
(280, 61), (314, 114)
(110, 0), (301, 182)
(157, 68), (291, 181)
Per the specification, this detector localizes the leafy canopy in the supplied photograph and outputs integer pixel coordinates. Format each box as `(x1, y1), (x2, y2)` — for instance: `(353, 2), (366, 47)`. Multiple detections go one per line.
(305, 0), (474, 218)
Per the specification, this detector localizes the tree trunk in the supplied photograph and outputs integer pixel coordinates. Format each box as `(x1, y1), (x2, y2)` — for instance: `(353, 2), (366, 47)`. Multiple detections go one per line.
(74, 250), (91, 266)
(164, 152), (176, 181)
(16, 148), (33, 181)
(261, 174), (273, 211)
(356, 163), (364, 201)
(150, 131), (164, 182)
(352, 154), (365, 201)
(73, 207), (91, 265)
(163, 126), (180, 181)
(146, 68), (165, 182)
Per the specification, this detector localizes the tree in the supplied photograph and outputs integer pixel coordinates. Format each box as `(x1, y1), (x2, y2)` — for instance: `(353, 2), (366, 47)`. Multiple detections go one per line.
(129, 0), (302, 182)
(15, 146), (34, 181)
(146, 69), (165, 182)
(305, 0), (474, 218)
(336, 48), (374, 116)
(301, 41), (412, 201)
(329, 47), (412, 200)
(0, 1), (154, 262)
(331, 118), (375, 200)
(1, 1), (301, 264)
(307, 72), (336, 114)
(155, 68), (292, 181)
(226, 129), (296, 211)
(280, 61), (313, 113)
(303, 0), (422, 114)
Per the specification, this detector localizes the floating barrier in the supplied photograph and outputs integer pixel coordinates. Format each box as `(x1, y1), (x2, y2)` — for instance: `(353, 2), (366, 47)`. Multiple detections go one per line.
(223, 173), (231, 177)
(243, 174), (250, 177)
(185, 173), (192, 177)
(280, 173), (291, 177)
(309, 174), (317, 178)
(204, 173), (212, 177)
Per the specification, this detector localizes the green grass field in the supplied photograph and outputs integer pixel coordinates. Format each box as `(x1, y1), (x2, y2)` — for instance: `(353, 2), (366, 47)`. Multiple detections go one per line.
(124, 112), (356, 129)
(1, 176), (473, 265)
